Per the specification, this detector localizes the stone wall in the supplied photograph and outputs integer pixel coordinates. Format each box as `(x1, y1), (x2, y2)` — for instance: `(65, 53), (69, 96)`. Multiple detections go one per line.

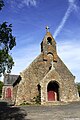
(15, 31), (79, 105)
(15, 53), (79, 105)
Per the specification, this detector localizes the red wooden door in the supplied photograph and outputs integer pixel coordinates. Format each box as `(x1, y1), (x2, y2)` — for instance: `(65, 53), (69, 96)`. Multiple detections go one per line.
(48, 91), (55, 101)
(6, 88), (11, 98)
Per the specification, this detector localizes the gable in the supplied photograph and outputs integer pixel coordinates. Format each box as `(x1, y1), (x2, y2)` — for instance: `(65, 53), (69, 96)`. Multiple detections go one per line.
(40, 68), (62, 85)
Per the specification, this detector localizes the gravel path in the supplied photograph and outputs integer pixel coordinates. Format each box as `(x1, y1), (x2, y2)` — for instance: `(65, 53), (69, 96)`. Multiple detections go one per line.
(0, 101), (80, 120)
(20, 101), (80, 120)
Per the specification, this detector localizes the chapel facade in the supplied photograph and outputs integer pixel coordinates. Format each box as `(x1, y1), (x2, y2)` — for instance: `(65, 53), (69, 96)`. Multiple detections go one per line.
(2, 29), (79, 105)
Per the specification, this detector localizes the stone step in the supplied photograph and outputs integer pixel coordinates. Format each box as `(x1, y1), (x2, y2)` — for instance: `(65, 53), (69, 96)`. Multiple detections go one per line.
(43, 101), (68, 105)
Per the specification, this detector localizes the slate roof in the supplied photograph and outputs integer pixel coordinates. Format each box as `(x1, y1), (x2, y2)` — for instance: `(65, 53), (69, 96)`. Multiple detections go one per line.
(4, 74), (20, 85)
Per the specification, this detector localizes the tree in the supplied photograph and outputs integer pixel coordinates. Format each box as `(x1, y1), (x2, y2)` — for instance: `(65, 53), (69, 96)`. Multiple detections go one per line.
(0, 0), (16, 76)
(0, 81), (3, 97)
(0, 0), (4, 10)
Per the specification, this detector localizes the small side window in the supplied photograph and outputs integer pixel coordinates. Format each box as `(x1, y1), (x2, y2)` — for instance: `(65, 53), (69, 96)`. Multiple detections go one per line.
(47, 37), (52, 45)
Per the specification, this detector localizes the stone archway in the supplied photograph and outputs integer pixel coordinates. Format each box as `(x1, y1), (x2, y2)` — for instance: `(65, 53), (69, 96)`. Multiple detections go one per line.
(47, 81), (59, 101)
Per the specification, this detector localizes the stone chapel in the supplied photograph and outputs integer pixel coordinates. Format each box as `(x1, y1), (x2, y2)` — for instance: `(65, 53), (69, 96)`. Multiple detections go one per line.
(2, 28), (79, 105)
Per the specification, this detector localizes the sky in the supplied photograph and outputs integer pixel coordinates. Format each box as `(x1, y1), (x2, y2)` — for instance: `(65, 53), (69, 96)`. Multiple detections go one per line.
(0, 0), (80, 82)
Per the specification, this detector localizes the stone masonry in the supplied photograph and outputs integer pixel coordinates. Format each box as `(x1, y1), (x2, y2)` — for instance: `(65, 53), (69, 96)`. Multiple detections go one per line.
(15, 31), (79, 105)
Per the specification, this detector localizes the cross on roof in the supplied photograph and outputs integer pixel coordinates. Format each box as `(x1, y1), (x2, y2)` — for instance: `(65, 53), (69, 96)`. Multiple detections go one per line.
(51, 61), (55, 70)
(46, 26), (50, 32)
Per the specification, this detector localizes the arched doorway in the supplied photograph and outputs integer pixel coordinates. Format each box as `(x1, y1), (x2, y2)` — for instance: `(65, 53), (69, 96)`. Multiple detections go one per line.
(6, 88), (11, 98)
(47, 81), (59, 101)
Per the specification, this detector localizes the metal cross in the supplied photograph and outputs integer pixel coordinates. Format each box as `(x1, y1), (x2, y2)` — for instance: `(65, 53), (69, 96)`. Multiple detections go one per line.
(46, 26), (50, 32)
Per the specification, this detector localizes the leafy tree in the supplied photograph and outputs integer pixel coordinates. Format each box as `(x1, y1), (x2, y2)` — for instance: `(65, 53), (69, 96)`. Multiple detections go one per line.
(0, 81), (3, 97)
(76, 83), (80, 97)
(0, 0), (4, 10)
(0, 0), (16, 76)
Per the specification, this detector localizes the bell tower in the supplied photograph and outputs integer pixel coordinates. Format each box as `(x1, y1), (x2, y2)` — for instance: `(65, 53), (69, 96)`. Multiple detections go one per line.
(41, 26), (57, 62)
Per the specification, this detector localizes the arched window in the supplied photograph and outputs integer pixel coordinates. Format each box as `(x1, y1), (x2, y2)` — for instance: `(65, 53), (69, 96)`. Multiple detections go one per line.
(47, 37), (52, 45)
(37, 84), (41, 103)
(6, 88), (11, 98)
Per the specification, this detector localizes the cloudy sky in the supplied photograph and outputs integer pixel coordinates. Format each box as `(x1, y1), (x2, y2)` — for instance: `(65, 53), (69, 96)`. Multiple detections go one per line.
(0, 0), (80, 82)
